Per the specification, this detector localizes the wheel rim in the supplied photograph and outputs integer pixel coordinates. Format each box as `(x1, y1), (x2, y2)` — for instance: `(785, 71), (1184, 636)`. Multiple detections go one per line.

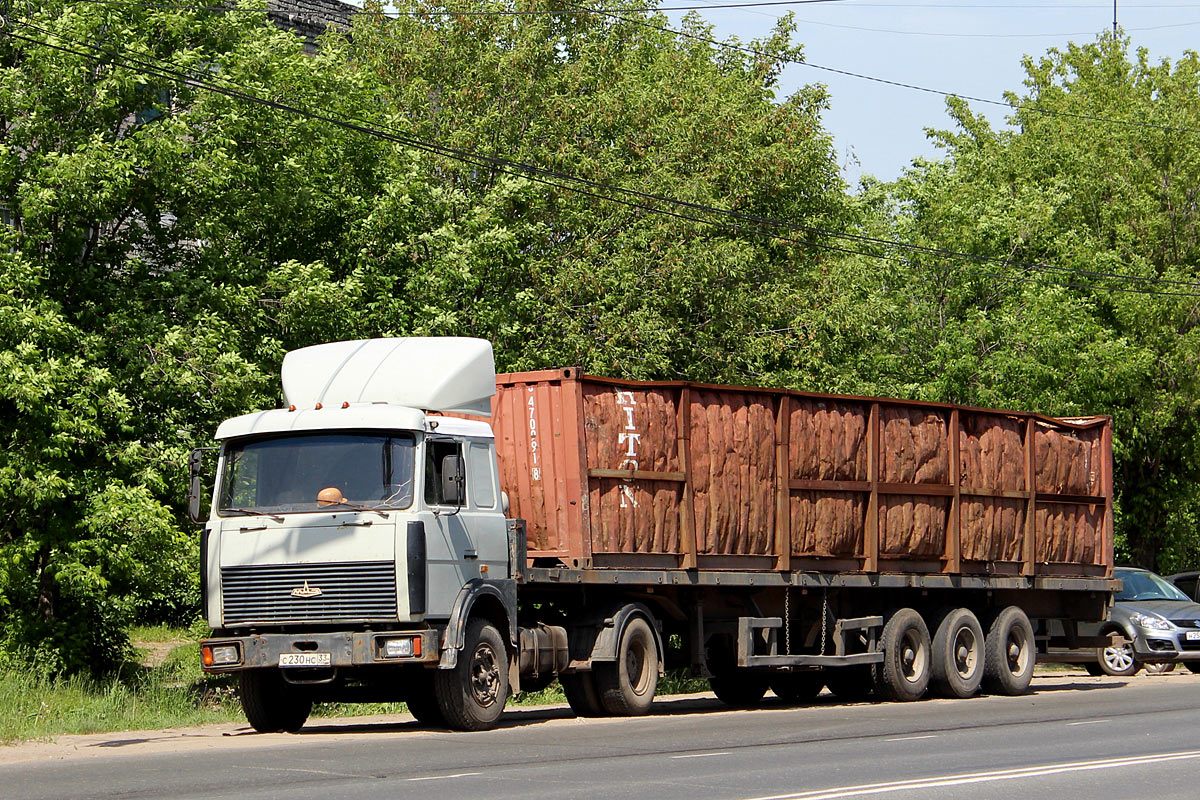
(626, 637), (651, 696)
(1005, 626), (1030, 675)
(953, 626), (979, 679)
(900, 628), (928, 684)
(1103, 644), (1134, 673)
(469, 642), (502, 708)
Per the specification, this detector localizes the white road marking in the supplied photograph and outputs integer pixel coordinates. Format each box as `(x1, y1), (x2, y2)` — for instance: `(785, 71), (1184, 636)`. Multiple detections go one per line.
(1066, 719), (1110, 726)
(671, 752), (732, 760)
(741, 749), (1200, 800)
(885, 735), (937, 742)
(407, 772), (482, 782)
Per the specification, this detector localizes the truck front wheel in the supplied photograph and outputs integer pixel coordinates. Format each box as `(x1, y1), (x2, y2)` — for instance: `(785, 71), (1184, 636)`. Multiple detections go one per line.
(435, 618), (509, 731)
(239, 669), (312, 733)
(596, 616), (659, 716)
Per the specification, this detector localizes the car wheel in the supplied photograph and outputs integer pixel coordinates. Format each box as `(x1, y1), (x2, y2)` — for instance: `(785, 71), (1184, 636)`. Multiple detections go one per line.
(1096, 637), (1141, 677)
(1185, 662), (1200, 675)
(1144, 662), (1175, 675)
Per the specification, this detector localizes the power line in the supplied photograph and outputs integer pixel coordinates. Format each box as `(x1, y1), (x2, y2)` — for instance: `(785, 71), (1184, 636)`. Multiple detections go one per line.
(7, 19), (1200, 298)
(58, 0), (1200, 138)
(60, 0), (857, 16)
(586, 7), (1200, 137)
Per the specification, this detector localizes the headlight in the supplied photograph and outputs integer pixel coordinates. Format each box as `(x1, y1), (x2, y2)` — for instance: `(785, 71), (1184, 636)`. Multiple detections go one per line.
(1130, 612), (1172, 631)
(202, 643), (241, 666)
(378, 635), (422, 659)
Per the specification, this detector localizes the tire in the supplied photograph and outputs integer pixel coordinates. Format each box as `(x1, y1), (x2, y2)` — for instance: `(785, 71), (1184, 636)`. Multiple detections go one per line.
(1096, 633), (1141, 677)
(709, 672), (770, 707)
(769, 671), (825, 704)
(561, 673), (605, 717)
(982, 606), (1036, 695)
(1145, 662), (1176, 675)
(1084, 662), (1105, 677)
(595, 617), (659, 716)
(434, 618), (509, 731)
(824, 666), (874, 702)
(929, 608), (985, 699)
(239, 669), (312, 733)
(1185, 662), (1200, 674)
(404, 669), (446, 727)
(874, 608), (932, 701)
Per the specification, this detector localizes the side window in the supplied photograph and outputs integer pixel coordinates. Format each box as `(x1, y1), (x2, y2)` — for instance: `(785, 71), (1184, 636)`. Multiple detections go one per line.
(1176, 576), (1199, 601)
(425, 439), (465, 506)
(469, 442), (496, 508)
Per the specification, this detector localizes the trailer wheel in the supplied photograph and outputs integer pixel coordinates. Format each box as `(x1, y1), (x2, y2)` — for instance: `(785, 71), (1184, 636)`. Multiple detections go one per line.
(874, 608), (931, 701)
(239, 669), (312, 733)
(929, 608), (984, 698)
(596, 616), (659, 716)
(982, 606), (1035, 695)
(404, 669), (446, 727)
(561, 672), (605, 717)
(769, 671), (825, 704)
(434, 617), (509, 731)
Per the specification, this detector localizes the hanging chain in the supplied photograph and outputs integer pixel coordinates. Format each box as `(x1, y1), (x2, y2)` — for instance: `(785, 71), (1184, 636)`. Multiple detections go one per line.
(784, 583), (791, 655)
(820, 588), (828, 656)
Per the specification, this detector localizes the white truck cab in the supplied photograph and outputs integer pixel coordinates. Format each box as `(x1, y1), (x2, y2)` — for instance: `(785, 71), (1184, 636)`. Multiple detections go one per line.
(197, 338), (526, 731)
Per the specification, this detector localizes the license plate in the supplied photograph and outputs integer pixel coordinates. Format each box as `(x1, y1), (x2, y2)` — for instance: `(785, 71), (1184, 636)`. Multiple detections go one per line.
(1186, 631), (1200, 641)
(279, 652), (331, 667)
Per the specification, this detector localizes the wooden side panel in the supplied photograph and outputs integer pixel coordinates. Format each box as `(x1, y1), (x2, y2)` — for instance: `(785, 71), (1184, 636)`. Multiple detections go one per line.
(492, 370), (1112, 577)
(687, 390), (778, 557)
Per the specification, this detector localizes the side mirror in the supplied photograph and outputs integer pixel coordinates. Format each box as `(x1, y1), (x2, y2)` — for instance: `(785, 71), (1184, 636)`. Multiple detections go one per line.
(440, 453), (465, 506)
(187, 448), (205, 524)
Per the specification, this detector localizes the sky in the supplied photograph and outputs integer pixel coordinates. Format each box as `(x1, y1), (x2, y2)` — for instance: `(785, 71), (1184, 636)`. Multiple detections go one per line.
(664, 0), (1200, 185)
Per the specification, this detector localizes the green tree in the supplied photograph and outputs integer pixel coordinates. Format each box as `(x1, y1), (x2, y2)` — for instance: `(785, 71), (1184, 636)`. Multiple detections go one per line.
(786, 34), (1200, 570)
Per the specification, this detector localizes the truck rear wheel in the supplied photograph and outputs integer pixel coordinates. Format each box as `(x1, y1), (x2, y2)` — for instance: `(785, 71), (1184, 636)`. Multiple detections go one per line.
(239, 669), (312, 733)
(595, 616), (659, 716)
(930, 608), (984, 698)
(710, 672), (769, 707)
(434, 618), (509, 731)
(875, 608), (931, 701)
(769, 671), (825, 703)
(561, 673), (605, 717)
(824, 666), (874, 702)
(982, 606), (1035, 695)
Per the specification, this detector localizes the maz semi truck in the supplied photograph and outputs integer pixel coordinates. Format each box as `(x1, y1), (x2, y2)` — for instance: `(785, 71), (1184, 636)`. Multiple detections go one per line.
(195, 338), (1118, 731)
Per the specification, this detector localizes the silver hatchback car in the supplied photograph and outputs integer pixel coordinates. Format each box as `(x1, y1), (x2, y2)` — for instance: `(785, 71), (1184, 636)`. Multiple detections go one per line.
(1081, 567), (1200, 676)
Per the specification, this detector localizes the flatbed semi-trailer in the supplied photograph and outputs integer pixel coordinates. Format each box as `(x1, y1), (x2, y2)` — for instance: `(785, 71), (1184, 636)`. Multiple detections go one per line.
(196, 338), (1118, 731)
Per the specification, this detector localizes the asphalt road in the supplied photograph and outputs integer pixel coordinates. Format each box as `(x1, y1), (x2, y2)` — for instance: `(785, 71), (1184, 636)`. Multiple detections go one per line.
(5, 670), (1200, 800)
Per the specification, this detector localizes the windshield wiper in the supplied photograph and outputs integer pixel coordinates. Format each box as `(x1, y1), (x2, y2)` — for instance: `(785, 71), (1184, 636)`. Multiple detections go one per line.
(323, 500), (389, 519)
(224, 507), (285, 523)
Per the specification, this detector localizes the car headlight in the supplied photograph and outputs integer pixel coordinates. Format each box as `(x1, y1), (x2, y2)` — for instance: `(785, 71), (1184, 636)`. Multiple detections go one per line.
(1130, 612), (1172, 631)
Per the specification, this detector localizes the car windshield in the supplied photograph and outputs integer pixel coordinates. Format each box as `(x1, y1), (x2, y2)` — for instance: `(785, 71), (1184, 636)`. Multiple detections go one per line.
(219, 432), (416, 515)
(1115, 569), (1191, 602)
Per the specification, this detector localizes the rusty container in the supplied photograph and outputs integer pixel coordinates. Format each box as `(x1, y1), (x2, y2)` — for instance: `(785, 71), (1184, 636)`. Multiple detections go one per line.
(489, 369), (1113, 578)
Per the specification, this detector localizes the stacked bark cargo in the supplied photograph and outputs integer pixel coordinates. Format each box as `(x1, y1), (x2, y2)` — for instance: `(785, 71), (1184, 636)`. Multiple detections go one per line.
(490, 369), (1112, 579)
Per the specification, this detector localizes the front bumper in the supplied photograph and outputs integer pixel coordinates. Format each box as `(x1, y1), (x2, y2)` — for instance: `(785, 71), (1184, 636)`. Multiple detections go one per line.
(1132, 629), (1200, 663)
(201, 629), (442, 672)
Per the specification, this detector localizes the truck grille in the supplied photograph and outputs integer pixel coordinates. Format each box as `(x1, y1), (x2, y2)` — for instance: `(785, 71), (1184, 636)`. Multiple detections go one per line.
(221, 561), (398, 625)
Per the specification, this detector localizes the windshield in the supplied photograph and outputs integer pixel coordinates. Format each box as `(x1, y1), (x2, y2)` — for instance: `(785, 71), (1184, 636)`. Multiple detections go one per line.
(1115, 569), (1191, 602)
(219, 432), (416, 515)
